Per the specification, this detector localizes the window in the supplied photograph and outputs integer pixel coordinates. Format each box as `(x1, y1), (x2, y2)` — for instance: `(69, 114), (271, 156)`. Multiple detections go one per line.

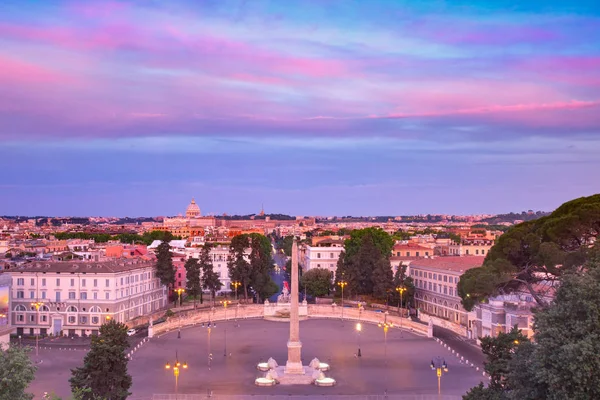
(67, 306), (78, 312)
(42, 278), (46, 286)
(70, 279), (75, 287)
(317, 253), (321, 258)
(482, 249), (486, 255)
(92, 316), (99, 324)
(466, 249), (470, 255)
(56, 278), (60, 286)
(428, 282), (432, 290)
(17, 290), (24, 298)
(317, 264), (321, 268)
(69, 292), (76, 300)
(41, 315), (47, 322)
(443, 286), (448, 295)
(433, 283), (437, 292)
(41, 292), (46, 299)
(105, 279), (110, 287)
(433, 274), (437, 280)
(80, 316), (88, 324)
(93, 292), (98, 300)
(17, 278), (24, 286)
(29, 291), (35, 299)
(30, 278), (35, 285)
(178, 273), (181, 278)
(428, 273), (432, 279)
(93, 279), (97, 287)
(454, 277), (458, 283)
(449, 287), (454, 296)
(330, 253), (334, 258)
(120, 278), (123, 285)
(476, 249), (479, 255)
(29, 314), (35, 322)
(425, 251), (429, 256)
(82, 279), (86, 287)
(443, 275), (447, 282)
(68, 316), (76, 324)
(80, 292), (87, 300)
(55, 292), (61, 302)
(406, 252), (410, 257)
(18, 314), (24, 322)
(105, 293), (110, 300)
(416, 252), (420, 257)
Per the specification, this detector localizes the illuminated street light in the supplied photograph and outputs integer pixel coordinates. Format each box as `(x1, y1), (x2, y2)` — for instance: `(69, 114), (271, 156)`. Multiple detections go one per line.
(165, 351), (188, 400)
(430, 356), (449, 396)
(31, 301), (44, 362)
(337, 275), (347, 322)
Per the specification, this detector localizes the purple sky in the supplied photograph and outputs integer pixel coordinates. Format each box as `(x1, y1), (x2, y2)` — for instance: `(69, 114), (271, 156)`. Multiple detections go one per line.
(1, 1), (599, 217)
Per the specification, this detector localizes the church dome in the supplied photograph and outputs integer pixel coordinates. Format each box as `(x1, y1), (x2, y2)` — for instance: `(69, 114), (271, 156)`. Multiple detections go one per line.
(186, 198), (201, 218)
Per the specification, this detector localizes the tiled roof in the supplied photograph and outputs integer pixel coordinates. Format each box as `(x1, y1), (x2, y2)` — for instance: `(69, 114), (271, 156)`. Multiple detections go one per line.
(6, 260), (154, 274)
(409, 256), (483, 273)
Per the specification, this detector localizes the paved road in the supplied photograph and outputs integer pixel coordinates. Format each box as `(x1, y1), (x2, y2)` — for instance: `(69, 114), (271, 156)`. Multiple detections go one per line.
(433, 326), (485, 368)
(269, 252), (288, 303)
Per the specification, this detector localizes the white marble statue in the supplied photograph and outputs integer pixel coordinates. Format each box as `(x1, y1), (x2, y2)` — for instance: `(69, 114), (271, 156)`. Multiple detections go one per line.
(267, 357), (279, 369)
(309, 358), (321, 369)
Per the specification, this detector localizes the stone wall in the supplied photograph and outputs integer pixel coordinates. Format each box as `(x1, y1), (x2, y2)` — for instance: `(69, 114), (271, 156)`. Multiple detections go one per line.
(425, 314), (468, 336)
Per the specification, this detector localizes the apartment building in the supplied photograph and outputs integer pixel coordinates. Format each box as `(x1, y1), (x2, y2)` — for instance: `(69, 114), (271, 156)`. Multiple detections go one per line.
(410, 256), (483, 336)
(448, 239), (493, 256)
(299, 239), (344, 278)
(8, 260), (167, 337)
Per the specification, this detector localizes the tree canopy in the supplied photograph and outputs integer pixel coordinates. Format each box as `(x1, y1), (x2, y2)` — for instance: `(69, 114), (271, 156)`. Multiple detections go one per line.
(301, 268), (332, 297)
(0, 345), (36, 400)
(334, 228), (394, 299)
(458, 194), (600, 310)
(228, 233), (276, 302)
(184, 257), (202, 306)
(70, 319), (132, 400)
(463, 254), (600, 400)
(154, 237), (175, 292)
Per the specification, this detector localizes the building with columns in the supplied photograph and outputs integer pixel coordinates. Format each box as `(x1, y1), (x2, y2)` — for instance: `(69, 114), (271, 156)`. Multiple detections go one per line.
(7, 260), (167, 337)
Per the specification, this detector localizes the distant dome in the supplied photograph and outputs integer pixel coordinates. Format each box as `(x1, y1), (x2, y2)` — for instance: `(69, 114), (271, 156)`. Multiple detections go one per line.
(186, 198), (201, 218)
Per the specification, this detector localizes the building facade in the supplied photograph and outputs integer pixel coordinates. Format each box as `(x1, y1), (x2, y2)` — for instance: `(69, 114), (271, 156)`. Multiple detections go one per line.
(299, 239), (344, 278)
(410, 256), (483, 336)
(8, 260), (167, 337)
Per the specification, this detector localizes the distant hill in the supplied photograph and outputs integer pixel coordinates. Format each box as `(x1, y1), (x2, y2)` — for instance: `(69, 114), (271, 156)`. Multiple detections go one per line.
(480, 211), (549, 225)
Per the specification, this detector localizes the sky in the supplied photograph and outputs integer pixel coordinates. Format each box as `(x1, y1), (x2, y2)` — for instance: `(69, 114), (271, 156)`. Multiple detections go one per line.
(1, 0), (599, 217)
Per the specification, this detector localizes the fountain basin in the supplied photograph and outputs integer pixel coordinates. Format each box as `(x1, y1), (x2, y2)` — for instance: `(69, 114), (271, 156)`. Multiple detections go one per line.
(318, 362), (330, 371)
(257, 362), (270, 372)
(255, 377), (277, 386)
(314, 377), (336, 387)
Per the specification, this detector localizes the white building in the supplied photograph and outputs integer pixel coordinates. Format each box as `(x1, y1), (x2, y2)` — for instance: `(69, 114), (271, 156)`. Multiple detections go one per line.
(8, 260), (167, 337)
(299, 239), (344, 278)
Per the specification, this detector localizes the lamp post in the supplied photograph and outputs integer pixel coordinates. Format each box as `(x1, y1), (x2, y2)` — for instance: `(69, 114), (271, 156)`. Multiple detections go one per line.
(220, 300), (231, 321)
(201, 321), (215, 370)
(396, 285), (406, 329)
(378, 315), (393, 395)
(220, 300), (231, 357)
(430, 357), (448, 397)
(356, 322), (362, 357)
(231, 281), (241, 302)
(31, 301), (44, 362)
(175, 288), (185, 308)
(165, 351), (188, 400)
(337, 277), (347, 322)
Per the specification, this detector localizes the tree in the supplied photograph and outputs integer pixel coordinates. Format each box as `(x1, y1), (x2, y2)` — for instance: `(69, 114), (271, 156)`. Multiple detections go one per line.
(227, 235), (251, 300)
(281, 236), (294, 257)
(462, 327), (529, 400)
(248, 233), (277, 302)
(184, 257), (202, 307)
(70, 319), (131, 400)
(301, 268), (332, 297)
(0, 345), (36, 400)
(154, 236), (175, 294)
(459, 194), (600, 310)
(200, 244), (223, 305)
(371, 258), (393, 300)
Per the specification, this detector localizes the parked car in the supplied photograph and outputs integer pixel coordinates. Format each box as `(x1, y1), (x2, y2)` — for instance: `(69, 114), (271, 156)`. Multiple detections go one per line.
(127, 329), (137, 336)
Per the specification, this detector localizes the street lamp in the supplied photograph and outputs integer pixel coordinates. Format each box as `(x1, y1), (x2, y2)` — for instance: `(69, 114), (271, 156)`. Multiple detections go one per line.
(337, 276), (347, 322)
(430, 357), (449, 396)
(355, 322), (362, 357)
(31, 301), (44, 362)
(231, 281), (241, 302)
(175, 288), (185, 308)
(378, 316), (393, 395)
(396, 285), (406, 331)
(201, 321), (215, 369)
(165, 351), (188, 400)
(220, 300), (231, 321)
(220, 300), (231, 357)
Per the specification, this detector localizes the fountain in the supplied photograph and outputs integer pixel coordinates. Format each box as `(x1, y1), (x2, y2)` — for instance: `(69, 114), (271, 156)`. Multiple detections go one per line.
(257, 238), (335, 386)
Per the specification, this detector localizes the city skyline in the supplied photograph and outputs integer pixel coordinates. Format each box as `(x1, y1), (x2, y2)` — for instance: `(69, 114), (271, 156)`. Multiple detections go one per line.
(1, 1), (599, 216)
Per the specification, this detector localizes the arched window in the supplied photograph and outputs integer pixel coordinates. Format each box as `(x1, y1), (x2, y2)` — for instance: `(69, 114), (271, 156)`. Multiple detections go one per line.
(67, 306), (78, 313)
(90, 306), (101, 313)
(15, 305), (27, 311)
(40, 305), (50, 312)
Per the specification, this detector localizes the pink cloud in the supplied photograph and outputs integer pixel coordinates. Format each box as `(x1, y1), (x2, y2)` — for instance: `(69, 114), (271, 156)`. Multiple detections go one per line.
(0, 55), (66, 84)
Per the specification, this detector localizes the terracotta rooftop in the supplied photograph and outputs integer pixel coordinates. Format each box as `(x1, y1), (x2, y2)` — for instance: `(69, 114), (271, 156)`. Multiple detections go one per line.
(393, 243), (432, 251)
(410, 256), (484, 273)
(6, 260), (155, 274)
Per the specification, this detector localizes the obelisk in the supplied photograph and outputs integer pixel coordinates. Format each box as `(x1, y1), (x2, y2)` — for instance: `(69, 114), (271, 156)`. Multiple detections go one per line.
(285, 238), (304, 374)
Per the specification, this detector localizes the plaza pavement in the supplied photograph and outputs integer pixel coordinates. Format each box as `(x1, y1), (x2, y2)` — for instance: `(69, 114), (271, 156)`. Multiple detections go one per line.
(27, 319), (485, 399)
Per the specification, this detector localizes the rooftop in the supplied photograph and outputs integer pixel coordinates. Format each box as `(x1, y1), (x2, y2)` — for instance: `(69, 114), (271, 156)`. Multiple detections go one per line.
(6, 260), (154, 274)
(410, 256), (484, 273)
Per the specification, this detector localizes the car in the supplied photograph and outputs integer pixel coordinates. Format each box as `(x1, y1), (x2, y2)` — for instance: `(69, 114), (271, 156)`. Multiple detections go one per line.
(127, 329), (137, 336)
